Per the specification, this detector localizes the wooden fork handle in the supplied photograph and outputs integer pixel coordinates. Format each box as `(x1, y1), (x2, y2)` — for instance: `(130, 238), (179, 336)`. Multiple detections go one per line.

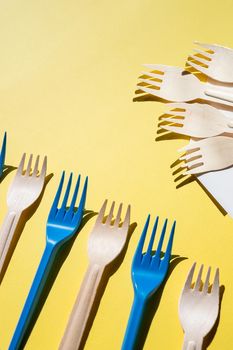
(183, 334), (203, 350)
(59, 263), (105, 350)
(0, 210), (22, 281)
(205, 86), (233, 104)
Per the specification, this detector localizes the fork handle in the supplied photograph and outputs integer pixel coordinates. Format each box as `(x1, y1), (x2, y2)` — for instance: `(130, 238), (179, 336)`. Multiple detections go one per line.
(59, 263), (104, 350)
(205, 85), (233, 104)
(0, 210), (22, 280)
(121, 293), (147, 350)
(9, 241), (57, 350)
(182, 334), (203, 350)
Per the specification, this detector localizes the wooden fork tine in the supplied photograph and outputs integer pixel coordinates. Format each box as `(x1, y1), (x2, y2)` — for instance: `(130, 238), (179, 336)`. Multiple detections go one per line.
(141, 71), (163, 80)
(194, 41), (216, 52)
(25, 154), (33, 176)
(40, 156), (47, 179)
(211, 268), (220, 296)
(183, 263), (196, 291)
(193, 49), (213, 59)
(186, 60), (208, 74)
(122, 205), (131, 229)
(16, 153), (26, 176)
(194, 265), (204, 291)
(189, 54), (209, 65)
(114, 203), (123, 227)
(203, 267), (211, 293)
(105, 202), (115, 225)
(32, 156), (40, 177)
(96, 199), (108, 225)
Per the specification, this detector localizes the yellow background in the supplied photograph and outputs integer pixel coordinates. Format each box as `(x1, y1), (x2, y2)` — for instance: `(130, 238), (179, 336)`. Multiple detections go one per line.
(0, 0), (232, 349)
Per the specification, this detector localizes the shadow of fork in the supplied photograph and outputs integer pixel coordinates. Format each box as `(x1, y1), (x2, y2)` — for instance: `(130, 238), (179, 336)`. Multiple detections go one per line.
(202, 284), (225, 350)
(0, 164), (17, 183)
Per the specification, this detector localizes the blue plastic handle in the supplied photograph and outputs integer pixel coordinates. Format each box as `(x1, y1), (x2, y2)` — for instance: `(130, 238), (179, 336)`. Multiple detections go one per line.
(9, 241), (58, 350)
(121, 293), (147, 350)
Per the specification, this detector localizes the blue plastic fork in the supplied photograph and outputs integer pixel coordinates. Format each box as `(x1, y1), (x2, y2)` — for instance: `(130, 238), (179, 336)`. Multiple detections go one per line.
(121, 215), (176, 350)
(0, 132), (6, 177)
(9, 171), (88, 350)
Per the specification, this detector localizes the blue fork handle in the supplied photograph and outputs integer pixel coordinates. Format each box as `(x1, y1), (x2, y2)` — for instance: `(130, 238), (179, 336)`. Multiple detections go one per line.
(121, 293), (147, 350)
(9, 242), (57, 350)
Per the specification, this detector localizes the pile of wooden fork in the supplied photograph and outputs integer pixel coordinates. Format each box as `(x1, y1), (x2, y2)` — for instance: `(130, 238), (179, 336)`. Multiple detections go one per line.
(137, 42), (233, 175)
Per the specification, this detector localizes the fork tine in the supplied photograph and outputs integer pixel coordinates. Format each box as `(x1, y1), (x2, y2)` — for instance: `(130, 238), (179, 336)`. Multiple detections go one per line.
(183, 263), (196, 291)
(142, 64), (166, 73)
(155, 219), (167, 256)
(60, 173), (73, 211)
(161, 125), (182, 134)
(193, 49), (213, 59)
(203, 267), (211, 293)
(114, 203), (123, 227)
(180, 151), (202, 161)
(16, 153), (26, 176)
(141, 71), (163, 80)
(122, 205), (131, 230)
(188, 55), (209, 65)
(0, 132), (6, 177)
(194, 264), (204, 291)
(72, 176), (88, 224)
(163, 110), (186, 117)
(211, 268), (220, 296)
(178, 143), (200, 153)
(185, 166), (204, 175)
(137, 86), (162, 97)
(147, 216), (159, 254)
(138, 78), (161, 88)
(64, 175), (81, 220)
(151, 219), (167, 267)
(133, 215), (150, 264)
(160, 220), (176, 270)
(32, 156), (40, 177)
(69, 175), (81, 212)
(160, 117), (184, 124)
(105, 201), (115, 225)
(48, 171), (65, 219)
(186, 60), (208, 74)
(96, 200), (108, 225)
(182, 158), (203, 171)
(40, 156), (47, 179)
(25, 154), (33, 176)
(194, 41), (216, 52)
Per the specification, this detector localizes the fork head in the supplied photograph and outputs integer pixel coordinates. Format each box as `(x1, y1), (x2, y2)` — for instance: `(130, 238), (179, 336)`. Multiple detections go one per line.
(137, 65), (200, 102)
(160, 103), (231, 138)
(87, 200), (131, 266)
(132, 215), (176, 299)
(179, 263), (220, 338)
(7, 153), (47, 210)
(0, 132), (6, 177)
(47, 171), (88, 244)
(187, 41), (233, 83)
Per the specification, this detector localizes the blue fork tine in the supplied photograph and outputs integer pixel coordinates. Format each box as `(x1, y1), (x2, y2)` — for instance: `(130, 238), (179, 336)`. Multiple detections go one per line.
(122, 216), (176, 350)
(151, 218), (168, 268)
(71, 176), (88, 224)
(49, 171), (65, 219)
(9, 172), (88, 350)
(0, 132), (6, 177)
(133, 214), (150, 265)
(160, 221), (176, 272)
